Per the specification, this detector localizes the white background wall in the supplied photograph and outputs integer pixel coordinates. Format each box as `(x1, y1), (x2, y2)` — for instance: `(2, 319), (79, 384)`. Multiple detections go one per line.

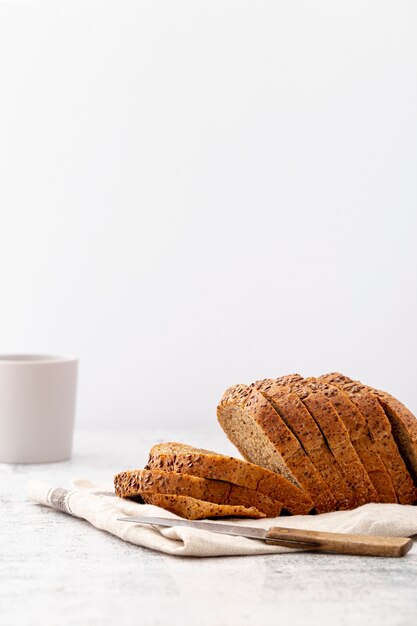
(0, 1), (416, 432)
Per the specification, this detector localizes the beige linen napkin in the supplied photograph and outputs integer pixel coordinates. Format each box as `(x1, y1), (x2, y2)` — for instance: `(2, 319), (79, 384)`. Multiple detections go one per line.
(27, 478), (417, 557)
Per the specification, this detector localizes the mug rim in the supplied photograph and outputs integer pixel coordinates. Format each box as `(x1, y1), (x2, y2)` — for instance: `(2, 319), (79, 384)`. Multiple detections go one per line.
(0, 354), (78, 364)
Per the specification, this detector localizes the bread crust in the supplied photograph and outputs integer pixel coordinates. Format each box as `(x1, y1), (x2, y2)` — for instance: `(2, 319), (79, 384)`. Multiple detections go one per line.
(320, 373), (417, 505)
(254, 380), (354, 509)
(307, 379), (390, 503)
(142, 493), (266, 519)
(259, 377), (379, 506)
(146, 442), (314, 515)
(370, 388), (417, 483)
(114, 469), (282, 517)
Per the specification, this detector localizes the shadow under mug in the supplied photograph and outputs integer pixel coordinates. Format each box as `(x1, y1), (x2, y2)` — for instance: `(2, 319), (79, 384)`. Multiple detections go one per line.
(0, 354), (78, 463)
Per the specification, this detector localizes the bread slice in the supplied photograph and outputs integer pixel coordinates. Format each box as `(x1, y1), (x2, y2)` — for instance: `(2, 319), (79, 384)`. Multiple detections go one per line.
(114, 469), (282, 517)
(217, 384), (336, 513)
(142, 493), (266, 519)
(313, 379), (395, 503)
(146, 442), (313, 515)
(369, 386), (417, 484)
(320, 373), (417, 505)
(253, 380), (354, 510)
(257, 377), (378, 506)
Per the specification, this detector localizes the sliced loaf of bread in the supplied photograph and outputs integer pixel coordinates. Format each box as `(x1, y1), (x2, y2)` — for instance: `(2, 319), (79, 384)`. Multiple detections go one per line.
(146, 442), (314, 515)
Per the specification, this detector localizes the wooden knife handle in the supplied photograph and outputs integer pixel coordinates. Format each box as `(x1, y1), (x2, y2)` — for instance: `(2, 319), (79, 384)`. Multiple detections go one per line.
(265, 527), (413, 557)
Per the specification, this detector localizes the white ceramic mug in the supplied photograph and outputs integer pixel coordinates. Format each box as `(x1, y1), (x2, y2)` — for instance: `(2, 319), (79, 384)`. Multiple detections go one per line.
(0, 354), (78, 463)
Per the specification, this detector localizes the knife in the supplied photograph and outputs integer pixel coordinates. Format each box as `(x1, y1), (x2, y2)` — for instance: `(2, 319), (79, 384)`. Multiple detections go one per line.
(117, 516), (413, 557)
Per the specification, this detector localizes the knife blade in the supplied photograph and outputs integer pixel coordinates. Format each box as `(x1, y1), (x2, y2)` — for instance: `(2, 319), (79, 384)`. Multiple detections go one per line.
(118, 515), (315, 547)
(117, 516), (413, 557)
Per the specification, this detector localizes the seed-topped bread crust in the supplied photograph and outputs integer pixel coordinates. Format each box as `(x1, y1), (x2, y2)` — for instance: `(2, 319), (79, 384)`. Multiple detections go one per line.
(253, 379), (353, 510)
(147, 442), (313, 515)
(369, 387), (417, 484)
(114, 469), (282, 517)
(320, 373), (417, 505)
(255, 376), (378, 506)
(141, 493), (266, 520)
(217, 384), (336, 513)
(310, 379), (394, 503)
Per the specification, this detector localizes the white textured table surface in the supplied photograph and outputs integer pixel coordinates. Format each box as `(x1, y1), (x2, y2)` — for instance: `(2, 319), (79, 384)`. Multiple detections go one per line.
(2, 428), (417, 626)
